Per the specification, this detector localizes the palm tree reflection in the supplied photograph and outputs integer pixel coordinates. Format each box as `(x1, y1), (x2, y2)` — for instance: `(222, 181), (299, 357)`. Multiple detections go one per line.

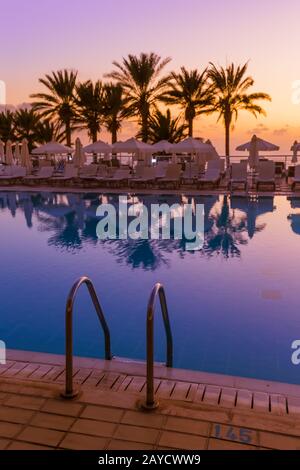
(0, 192), (276, 268)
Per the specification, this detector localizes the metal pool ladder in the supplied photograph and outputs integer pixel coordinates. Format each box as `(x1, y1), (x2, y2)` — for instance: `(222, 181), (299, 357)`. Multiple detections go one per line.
(61, 276), (112, 399)
(140, 283), (173, 410)
(61, 277), (173, 410)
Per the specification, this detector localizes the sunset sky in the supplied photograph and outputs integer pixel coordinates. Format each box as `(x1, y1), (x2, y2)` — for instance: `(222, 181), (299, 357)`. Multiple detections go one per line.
(2, 0), (300, 153)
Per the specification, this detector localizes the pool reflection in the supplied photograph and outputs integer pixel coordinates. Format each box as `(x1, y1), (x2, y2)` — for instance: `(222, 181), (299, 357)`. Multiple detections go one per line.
(0, 192), (282, 269)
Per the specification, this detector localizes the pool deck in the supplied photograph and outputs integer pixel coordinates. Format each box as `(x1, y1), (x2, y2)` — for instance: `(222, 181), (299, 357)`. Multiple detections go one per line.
(1, 349), (300, 450)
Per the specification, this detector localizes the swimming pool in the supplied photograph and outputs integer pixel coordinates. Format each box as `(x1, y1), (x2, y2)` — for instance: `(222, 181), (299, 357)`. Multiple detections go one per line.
(1, 191), (300, 385)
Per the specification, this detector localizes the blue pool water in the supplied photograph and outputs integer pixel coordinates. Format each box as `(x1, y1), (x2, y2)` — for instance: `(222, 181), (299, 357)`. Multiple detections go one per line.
(1, 191), (300, 385)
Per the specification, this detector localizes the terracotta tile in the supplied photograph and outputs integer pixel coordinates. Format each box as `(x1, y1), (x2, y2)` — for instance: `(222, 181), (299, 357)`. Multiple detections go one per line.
(16, 364), (40, 378)
(156, 380), (175, 398)
(114, 425), (159, 444)
(29, 365), (53, 380)
(202, 386), (221, 405)
(259, 431), (300, 450)
(164, 416), (210, 436)
(4, 395), (46, 411)
(0, 362), (16, 375)
(0, 383), (21, 394)
(0, 438), (11, 449)
(0, 393), (7, 403)
(80, 405), (123, 423)
(288, 397), (300, 416)
(0, 406), (34, 424)
(121, 411), (164, 429)
(194, 384), (206, 403)
(270, 395), (287, 415)
(159, 431), (207, 450)
(30, 412), (75, 431)
(125, 377), (145, 393)
(236, 390), (253, 409)
(0, 421), (21, 438)
(19, 385), (54, 398)
(17, 426), (64, 447)
(60, 432), (107, 450)
(41, 399), (83, 417)
(70, 418), (116, 437)
(253, 392), (270, 412)
(219, 388), (237, 408)
(97, 373), (123, 390)
(2, 362), (28, 377)
(107, 439), (153, 450)
(171, 383), (191, 400)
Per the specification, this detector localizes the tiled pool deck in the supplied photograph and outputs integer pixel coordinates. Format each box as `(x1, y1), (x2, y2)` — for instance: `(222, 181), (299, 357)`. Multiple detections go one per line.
(0, 349), (300, 450)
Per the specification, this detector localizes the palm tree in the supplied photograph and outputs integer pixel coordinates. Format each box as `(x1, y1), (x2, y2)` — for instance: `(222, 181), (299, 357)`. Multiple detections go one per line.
(75, 80), (104, 142)
(14, 108), (40, 150)
(106, 52), (171, 142)
(34, 119), (64, 144)
(161, 67), (214, 137)
(208, 62), (271, 161)
(0, 110), (15, 142)
(145, 108), (187, 143)
(31, 69), (78, 146)
(102, 83), (126, 144)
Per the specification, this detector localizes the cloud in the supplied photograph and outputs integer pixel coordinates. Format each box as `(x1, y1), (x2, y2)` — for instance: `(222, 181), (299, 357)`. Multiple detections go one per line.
(247, 123), (269, 134)
(273, 128), (288, 136)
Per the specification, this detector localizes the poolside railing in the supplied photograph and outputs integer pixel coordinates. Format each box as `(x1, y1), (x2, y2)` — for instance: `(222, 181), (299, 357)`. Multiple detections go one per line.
(141, 283), (173, 410)
(61, 276), (112, 399)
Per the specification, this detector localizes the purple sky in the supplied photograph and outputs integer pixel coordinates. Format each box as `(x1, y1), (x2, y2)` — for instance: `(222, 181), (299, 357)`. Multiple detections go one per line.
(2, 0), (300, 151)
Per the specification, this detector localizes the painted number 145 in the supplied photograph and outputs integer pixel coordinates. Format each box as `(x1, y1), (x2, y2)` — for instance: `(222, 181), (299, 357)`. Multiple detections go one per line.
(213, 424), (254, 444)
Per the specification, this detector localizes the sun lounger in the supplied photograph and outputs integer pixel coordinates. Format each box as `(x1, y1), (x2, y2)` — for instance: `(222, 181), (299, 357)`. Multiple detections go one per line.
(182, 163), (199, 183)
(155, 162), (168, 178)
(51, 164), (78, 185)
(0, 165), (12, 176)
(198, 161), (222, 188)
(158, 164), (181, 189)
(229, 162), (248, 191)
(292, 165), (300, 191)
(102, 168), (131, 188)
(208, 159), (223, 170)
(198, 169), (221, 188)
(0, 166), (26, 183)
(23, 166), (54, 184)
(130, 167), (156, 188)
(256, 161), (276, 191)
(78, 164), (99, 180)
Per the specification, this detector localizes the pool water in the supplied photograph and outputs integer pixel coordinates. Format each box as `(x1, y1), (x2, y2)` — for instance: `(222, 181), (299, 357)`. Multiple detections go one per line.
(1, 191), (300, 385)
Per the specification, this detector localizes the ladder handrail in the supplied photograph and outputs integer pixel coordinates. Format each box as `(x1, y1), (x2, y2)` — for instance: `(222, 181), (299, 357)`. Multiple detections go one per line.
(142, 283), (173, 410)
(62, 276), (112, 399)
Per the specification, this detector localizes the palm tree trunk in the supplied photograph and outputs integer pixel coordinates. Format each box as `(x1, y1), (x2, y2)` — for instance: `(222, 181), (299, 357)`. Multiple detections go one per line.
(111, 124), (117, 144)
(141, 113), (148, 143)
(188, 118), (193, 137)
(92, 130), (97, 143)
(225, 120), (230, 168)
(65, 120), (71, 147)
